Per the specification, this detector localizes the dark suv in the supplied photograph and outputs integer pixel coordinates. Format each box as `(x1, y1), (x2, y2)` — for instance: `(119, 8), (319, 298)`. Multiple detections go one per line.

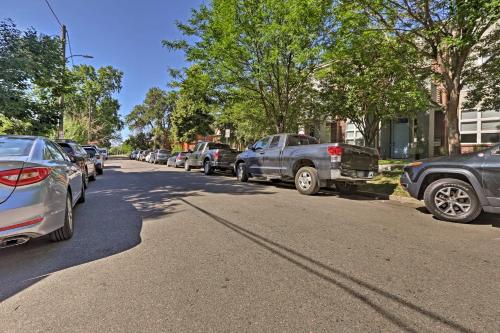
(400, 144), (500, 223)
(56, 140), (97, 188)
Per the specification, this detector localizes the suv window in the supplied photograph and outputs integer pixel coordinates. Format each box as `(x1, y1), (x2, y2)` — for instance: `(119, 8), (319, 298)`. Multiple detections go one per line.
(269, 136), (281, 149)
(254, 137), (271, 150)
(287, 135), (318, 146)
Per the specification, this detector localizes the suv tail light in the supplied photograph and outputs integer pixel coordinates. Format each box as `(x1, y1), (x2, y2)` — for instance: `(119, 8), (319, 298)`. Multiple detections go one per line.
(0, 167), (51, 187)
(327, 146), (343, 156)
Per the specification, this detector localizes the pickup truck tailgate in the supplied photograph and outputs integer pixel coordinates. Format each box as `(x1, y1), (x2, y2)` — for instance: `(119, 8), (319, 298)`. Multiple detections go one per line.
(340, 145), (378, 174)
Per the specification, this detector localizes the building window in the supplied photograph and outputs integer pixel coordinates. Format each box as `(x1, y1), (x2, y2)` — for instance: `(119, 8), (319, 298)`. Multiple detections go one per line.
(460, 109), (500, 144)
(345, 122), (364, 146)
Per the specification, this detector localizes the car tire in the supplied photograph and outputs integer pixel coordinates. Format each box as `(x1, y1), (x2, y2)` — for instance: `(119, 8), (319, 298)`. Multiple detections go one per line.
(236, 162), (248, 182)
(77, 178), (86, 204)
(97, 167), (103, 175)
(423, 178), (482, 223)
(295, 166), (320, 195)
(50, 194), (74, 242)
(335, 182), (358, 194)
(204, 160), (213, 175)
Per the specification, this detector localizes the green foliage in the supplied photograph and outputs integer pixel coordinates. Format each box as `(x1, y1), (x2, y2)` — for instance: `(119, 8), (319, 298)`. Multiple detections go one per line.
(126, 87), (175, 148)
(319, 6), (430, 147)
(124, 132), (152, 150)
(0, 19), (64, 135)
(165, 0), (334, 134)
(64, 65), (123, 146)
(170, 65), (214, 142)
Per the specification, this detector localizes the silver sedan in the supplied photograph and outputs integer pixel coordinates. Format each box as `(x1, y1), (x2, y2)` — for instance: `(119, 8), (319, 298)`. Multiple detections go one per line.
(0, 136), (85, 248)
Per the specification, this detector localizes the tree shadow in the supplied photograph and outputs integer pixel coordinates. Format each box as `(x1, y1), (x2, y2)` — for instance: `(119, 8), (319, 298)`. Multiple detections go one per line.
(0, 163), (274, 302)
(180, 198), (474, 333)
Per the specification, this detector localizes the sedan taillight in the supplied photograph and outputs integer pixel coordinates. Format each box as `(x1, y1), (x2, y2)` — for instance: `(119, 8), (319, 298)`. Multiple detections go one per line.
(0, 167), (51, 187)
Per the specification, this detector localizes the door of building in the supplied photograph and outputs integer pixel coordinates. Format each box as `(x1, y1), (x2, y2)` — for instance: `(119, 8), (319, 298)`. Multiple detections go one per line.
(391, 119), (410, 159)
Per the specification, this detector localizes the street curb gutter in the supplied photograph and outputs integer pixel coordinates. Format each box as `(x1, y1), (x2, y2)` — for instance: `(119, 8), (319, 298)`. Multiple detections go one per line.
(358, 191), (421, 205)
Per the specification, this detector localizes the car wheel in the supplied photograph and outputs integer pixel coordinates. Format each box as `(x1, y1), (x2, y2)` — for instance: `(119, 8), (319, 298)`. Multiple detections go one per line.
(295, 166), (320, 195)
(236, 163), (248, 182)
(97, 167), (103, 175)
(50, 194), (74, 242)
(423, 178), (482, 223)
(89, 171), (96, 181)
(334, 182), (358, 194)
(204, 160), (213, 175)
(77, 177), (86, 203)
(185, 162), (191, 171)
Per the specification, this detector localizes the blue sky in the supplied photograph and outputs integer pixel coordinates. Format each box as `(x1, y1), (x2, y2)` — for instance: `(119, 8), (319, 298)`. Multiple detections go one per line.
(1, 0), (204, 140)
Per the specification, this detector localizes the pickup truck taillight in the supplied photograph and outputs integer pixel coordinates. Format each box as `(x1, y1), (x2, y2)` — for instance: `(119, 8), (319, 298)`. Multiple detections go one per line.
(213, 151), (221, 160)
(0, 167), (51, 187)
(327, 146), (343, 163)
(327, 146), (343, 156)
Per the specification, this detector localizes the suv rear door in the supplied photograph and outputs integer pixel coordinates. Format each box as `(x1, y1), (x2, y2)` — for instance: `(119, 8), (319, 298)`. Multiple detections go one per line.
(482, 146), (500, 207)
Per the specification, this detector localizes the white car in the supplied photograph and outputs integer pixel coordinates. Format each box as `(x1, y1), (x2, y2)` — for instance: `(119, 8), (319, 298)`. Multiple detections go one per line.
(99, 148), (108, 160)
(145, 152), (154, 163)
(82, 145), (104, 175)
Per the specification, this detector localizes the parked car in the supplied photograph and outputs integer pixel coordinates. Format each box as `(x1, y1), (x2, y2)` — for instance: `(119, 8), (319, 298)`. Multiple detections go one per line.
(234, 133), (378, 195)
(185, 142), (240, 175)
(130, 150), (139, 159)
(135, 150), (143, 160)
(56, 140), (97, 188)
(152, 149), (171, 164)
(144, 151), (154, 163)
(139, 150), (151, 162)
(99, 148), (108, 160)
(400, 144), (500, 223)
(82, 146), (104, 175)
(167, 152), (189, 168)
(0, 135), (85, 247)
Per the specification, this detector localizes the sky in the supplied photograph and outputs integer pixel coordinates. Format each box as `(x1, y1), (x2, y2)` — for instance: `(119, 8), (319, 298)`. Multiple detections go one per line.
(1, 0), (204, 140)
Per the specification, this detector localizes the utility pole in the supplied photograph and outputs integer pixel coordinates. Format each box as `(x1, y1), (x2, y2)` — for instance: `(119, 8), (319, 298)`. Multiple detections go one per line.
(58, 24), (66, 139)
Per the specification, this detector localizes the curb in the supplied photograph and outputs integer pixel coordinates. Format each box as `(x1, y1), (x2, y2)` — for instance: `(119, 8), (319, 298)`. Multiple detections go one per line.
(358, 191), (421, 205)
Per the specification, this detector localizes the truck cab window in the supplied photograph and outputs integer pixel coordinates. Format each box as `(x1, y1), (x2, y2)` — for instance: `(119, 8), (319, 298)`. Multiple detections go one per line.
(254, 137), (270, 150)
(269, 136), (281, 149)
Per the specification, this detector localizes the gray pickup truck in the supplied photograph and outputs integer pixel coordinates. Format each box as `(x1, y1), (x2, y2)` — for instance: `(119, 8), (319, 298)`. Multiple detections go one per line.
(185, 141), (240, 175)
(234, 133), (378, 195)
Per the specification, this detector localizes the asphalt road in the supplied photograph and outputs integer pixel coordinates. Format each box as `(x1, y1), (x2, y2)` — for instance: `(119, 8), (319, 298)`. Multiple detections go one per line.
(1, 158), (500, 332)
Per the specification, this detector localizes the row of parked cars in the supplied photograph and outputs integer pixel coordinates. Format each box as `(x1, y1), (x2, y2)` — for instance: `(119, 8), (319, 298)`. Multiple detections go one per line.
(0, 135), (108, 248)
(132, 132), (500, 224)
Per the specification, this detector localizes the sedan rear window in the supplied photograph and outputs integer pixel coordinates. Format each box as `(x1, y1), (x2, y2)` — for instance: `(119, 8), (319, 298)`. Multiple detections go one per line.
(208, 143), (230, 150)
(57, 143), (73, 154)
(0, 138), (34, 156)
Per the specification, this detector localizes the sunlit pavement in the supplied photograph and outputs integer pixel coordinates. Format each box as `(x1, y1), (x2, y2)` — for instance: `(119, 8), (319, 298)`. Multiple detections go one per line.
(1, 158), (500, 332)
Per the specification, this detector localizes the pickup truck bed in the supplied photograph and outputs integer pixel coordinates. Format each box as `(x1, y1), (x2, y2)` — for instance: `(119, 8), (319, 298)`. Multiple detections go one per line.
(235, 133), (378, 195)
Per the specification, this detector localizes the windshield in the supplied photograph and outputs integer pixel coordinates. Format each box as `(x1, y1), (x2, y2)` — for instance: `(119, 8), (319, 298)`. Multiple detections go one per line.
(58, 143), (73, 154)
(0, 137), (34, 157)
(83, 148), (97, 157)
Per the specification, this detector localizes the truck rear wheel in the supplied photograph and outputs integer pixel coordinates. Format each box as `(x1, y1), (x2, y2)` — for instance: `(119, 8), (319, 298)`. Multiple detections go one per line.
(236, 163), (248, 182)
(204, 160), (214, 175)
(295, 167), (320, 195)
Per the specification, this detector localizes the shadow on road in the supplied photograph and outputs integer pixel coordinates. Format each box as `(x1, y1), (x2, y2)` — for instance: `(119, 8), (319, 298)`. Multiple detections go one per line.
(0, 163), (274, 302)
(180, 198), (475, 333)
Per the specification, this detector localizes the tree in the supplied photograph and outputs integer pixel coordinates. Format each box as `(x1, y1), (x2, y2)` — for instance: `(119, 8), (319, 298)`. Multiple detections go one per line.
(319, 7), (431, 147)
(126, 88), (176, 149)
(363, 0), (500, 154)
(0, 19), (64, 135)
(64, 65), (123, 146)
(169, 65), (215, 142)
(164, 0), (334, 134)
(125, 132), (152, 150)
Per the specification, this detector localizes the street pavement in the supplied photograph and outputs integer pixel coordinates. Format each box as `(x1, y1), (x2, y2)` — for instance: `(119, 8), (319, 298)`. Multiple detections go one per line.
(1, 158), (500, 332)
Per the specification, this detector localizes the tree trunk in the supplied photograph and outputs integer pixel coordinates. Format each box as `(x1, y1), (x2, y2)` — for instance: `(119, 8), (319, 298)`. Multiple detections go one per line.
(446, 80), (461, 155)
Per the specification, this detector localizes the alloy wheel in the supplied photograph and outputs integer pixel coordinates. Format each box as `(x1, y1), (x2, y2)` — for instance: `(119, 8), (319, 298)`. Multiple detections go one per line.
(434, 186), (472, 216)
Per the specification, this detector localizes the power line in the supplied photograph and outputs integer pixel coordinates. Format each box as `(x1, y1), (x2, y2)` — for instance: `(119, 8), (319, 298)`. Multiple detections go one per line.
(66, 30), (75, 66)
(43, 0), (63, 28)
